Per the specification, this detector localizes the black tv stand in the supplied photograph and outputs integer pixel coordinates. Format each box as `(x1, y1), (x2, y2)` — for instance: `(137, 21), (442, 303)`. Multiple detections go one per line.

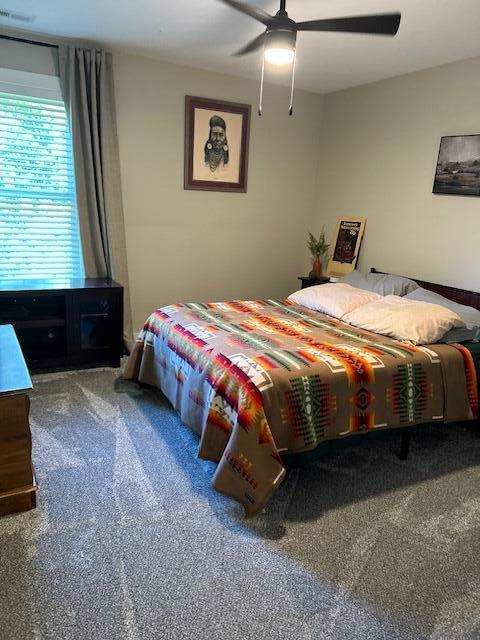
(0, 279), (123, 372)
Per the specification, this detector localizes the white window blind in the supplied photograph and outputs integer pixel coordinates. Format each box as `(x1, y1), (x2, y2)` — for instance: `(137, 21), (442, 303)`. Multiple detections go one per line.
(0, 84), (83, 281)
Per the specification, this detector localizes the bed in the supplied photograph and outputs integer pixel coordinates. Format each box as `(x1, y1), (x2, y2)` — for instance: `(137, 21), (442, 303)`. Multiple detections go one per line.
(124, 271), (479, 516)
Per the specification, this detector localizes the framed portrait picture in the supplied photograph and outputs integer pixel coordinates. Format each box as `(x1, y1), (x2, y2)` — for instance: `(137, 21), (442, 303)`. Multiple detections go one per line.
(433, 135), (480, 197)
(326, 216), (366, 278)
(184, 96), (251, 193)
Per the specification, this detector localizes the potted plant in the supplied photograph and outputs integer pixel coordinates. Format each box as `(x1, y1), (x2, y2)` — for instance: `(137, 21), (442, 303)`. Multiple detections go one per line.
(307, 229), (330, 279)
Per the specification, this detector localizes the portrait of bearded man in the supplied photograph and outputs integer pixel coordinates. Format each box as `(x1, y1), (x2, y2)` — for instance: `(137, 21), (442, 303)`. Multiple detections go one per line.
(204, 115), (229, 172)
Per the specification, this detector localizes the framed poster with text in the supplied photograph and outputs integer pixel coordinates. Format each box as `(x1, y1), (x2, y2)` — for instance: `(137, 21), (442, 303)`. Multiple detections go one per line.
(327, 217), (366, 277)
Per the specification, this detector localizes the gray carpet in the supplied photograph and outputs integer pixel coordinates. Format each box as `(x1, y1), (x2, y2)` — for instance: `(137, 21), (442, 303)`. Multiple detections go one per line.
(1, 366), (480, 640)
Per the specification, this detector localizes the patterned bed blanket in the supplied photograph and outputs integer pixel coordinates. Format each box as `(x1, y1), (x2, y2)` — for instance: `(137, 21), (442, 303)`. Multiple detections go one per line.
(124, 299), (478, 516)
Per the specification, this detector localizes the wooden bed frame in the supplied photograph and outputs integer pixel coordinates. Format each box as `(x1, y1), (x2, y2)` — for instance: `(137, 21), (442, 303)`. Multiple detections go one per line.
(370, 267), (480, 459)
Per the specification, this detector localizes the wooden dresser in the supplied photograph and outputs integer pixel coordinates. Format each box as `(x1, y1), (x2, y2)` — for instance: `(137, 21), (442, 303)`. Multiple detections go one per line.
(0, 324), (37, 516)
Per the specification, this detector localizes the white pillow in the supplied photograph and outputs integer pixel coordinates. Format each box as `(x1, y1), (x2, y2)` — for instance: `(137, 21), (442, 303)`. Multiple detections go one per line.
(405, 287), (480, 330)
(405, 287), (480, 343)
(288, 283), (381, 319)
(342, 295), (466, 345)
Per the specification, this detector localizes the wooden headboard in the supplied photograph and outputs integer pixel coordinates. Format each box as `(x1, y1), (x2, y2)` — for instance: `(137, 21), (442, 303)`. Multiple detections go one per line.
(370, 267), (480, 312)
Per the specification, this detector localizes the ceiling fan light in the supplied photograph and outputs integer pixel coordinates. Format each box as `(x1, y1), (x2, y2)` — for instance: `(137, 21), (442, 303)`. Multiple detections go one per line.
(264, 47), (295, 65)
(263, 26), (297, 65)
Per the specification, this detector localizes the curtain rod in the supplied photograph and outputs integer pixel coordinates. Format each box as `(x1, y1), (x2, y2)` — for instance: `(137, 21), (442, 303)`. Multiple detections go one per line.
(0, 33), (59, 49)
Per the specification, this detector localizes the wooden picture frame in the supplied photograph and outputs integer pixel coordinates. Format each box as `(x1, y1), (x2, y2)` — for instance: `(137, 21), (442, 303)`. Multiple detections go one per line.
(184, 96), (251, 193)
(326, 216), (366, 278)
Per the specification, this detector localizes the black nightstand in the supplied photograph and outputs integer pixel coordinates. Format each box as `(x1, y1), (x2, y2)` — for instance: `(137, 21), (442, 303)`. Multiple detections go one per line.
(298, 276), (331, 289)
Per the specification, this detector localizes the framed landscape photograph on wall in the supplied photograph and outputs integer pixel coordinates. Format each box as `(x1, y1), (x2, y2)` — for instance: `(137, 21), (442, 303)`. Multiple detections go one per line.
(184, 96), (251, 193)
(433, 135), (480, 197)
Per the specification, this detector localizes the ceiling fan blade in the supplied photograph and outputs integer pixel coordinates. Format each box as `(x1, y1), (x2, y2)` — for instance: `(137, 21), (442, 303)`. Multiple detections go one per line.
(296, 13), (401, 36)
(234, 32), (266, 56)
(218, 0), (273, 26)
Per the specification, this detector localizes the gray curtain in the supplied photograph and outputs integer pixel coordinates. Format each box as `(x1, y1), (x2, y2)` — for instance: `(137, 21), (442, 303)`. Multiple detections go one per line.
(59, 46), (133, 347)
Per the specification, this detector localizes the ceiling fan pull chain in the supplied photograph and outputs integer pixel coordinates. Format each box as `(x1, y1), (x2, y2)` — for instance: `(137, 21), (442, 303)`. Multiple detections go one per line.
(288, 49), (297, 115)
(258, 52), (265, 116)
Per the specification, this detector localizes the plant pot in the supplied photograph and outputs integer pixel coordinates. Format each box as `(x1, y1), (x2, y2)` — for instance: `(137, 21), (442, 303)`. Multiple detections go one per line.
(311, 255), (323, 279)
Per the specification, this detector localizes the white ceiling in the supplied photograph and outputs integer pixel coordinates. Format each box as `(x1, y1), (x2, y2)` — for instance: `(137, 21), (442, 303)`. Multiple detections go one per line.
(2, 0), (480, 93)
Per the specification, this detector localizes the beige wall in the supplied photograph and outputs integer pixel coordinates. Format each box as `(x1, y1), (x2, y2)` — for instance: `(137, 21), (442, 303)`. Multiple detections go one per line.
(316, 56), (480, 291)
(113, 52), (323, 330)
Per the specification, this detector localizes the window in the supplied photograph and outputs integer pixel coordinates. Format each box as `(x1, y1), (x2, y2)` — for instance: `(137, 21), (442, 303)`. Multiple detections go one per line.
(0, 69), (83, 281)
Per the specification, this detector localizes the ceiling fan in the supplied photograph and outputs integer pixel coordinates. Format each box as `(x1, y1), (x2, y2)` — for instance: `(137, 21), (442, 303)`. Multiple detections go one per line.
(218, 0), (401, 114)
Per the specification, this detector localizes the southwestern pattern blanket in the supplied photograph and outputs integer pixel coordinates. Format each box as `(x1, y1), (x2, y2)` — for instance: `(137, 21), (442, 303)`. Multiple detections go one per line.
(124, 299), (478, 516)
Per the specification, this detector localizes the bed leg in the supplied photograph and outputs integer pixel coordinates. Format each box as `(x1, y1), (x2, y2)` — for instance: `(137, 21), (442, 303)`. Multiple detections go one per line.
(398, 433), (411, 460)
